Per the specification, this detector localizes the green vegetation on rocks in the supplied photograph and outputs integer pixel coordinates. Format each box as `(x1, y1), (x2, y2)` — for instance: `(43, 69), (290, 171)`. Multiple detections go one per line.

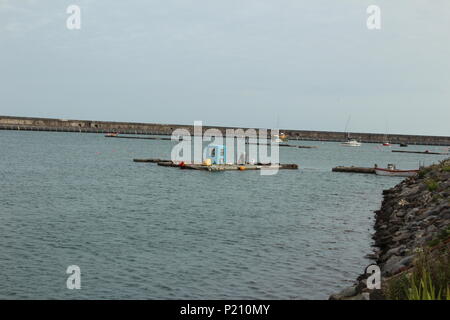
(386, 246), (450, 300)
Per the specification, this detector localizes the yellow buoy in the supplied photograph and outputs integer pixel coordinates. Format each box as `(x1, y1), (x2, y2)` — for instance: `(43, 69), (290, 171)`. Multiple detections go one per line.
(203, 158), (212, 166)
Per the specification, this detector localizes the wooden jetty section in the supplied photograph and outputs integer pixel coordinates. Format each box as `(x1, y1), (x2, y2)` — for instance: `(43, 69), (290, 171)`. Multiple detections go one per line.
(178, 163), (298, 171)
(248, 142), (317, 149)
(106, 135), (173, 141)
(134, 158), (298, 171)
(280, 143), (317, 149)
(392, 150), (449, 155)
(133, 158), (165, 163)
(156, 161), (181, 167)
(332, 166), (376, 174)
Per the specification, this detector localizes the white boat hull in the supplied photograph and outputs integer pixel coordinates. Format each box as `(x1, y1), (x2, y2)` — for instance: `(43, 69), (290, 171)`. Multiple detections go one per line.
(341, 141), (361, 147)
(375, 168), (418, 177)
(341, 143), (361, 147)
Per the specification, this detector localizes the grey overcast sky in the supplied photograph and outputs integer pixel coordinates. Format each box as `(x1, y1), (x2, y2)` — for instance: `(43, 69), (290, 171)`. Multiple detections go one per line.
(0, 0), (449, 135)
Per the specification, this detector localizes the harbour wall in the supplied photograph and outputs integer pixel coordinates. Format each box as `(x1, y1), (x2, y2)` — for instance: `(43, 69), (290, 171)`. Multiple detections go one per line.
(1, 115), (449, 146)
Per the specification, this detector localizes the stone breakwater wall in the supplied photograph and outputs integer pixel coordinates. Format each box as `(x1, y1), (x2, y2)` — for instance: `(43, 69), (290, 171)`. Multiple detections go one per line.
(330, 159), (450, 300)
(1, 115), (450, 145)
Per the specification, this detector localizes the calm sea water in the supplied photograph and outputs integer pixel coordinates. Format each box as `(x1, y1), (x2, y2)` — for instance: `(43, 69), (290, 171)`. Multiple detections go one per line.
(0, 130), (448, 299)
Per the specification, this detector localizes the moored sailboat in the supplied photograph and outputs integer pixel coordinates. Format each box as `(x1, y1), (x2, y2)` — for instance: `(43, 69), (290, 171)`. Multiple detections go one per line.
(340, 116), (362, 147)
(341, 139), (362, 147)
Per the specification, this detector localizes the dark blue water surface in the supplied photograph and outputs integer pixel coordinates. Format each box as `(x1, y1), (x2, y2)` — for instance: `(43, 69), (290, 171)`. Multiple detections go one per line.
(0, 130), (447, 299)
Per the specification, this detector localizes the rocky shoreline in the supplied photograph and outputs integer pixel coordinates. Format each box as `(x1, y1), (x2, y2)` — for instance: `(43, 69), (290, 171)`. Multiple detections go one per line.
(330, 159), (450, 300)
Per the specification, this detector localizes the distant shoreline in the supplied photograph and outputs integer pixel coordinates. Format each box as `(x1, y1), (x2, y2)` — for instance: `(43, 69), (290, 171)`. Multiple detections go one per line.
(1, 115), (450, 146)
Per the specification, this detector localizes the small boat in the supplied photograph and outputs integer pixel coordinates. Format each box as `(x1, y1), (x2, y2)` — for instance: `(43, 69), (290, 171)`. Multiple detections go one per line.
(272, 133), (288, 143)
(272, 136), (283, 143)
(340, 116), (361, 147)
(341, 139), (362, 147)
(375, 164), (418, 177)
(381, 123), (391, 146)
(105, 132), (119, 137)
(399, 143), (408, 147)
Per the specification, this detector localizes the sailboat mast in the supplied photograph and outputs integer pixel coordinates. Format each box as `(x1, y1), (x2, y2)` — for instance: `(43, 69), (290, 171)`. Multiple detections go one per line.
(344, 116), (351, 140)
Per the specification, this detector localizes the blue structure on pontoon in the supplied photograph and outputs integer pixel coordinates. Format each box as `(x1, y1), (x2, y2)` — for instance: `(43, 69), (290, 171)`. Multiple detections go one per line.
(205, 145), (226, 164)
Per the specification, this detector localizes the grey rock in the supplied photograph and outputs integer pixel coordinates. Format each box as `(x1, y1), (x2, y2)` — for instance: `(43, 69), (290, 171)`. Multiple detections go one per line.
(383, 255), (414, 276)
(348, 293), (370, 300)
(396, 210), (406, 218)
(381, 246), (403, 261)
(436, 219), (450, 227)
(361, 292), (370, 300)
(383, 255), (402, 270)
(400, 185), (420, 198)
(393, 232), (410, 242)
(442, 211), (450, 220)
(426, 203), (449, 216)
(329, 286), (357, 300)
(424, 216), (437, 224)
